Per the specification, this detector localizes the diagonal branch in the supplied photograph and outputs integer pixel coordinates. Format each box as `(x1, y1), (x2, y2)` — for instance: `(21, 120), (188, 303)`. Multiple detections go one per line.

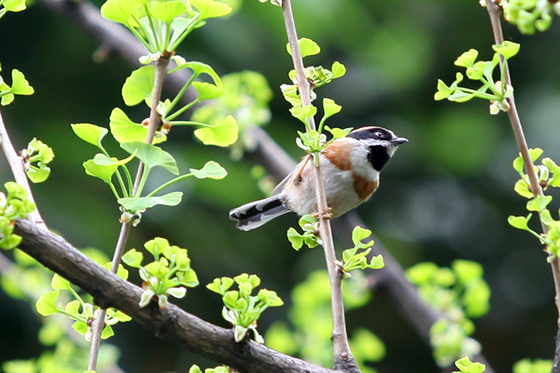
(485, 2), (560, 371)
(14, 218), (336, 373)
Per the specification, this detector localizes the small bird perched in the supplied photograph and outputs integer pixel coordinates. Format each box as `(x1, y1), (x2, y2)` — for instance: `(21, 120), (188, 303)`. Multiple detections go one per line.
(229, 126), (408, 231)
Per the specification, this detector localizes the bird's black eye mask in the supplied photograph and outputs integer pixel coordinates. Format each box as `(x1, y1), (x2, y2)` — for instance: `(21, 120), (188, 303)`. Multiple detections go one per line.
(368, 145), (391, 171)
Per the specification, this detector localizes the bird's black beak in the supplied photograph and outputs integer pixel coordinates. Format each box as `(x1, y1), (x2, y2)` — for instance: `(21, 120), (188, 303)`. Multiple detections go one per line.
(392, 137), (408, 145)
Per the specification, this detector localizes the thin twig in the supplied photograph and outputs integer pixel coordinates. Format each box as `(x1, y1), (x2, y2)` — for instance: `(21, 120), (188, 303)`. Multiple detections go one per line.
(485, 1), (560, 371)
(280, 1), (356, 370)
(88, 52), (170, 372)
(0, 109), (47, 229)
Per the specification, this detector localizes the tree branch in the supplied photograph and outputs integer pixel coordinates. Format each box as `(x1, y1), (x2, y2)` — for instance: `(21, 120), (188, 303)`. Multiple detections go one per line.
(14, 218), (336, 373)
(280, 1), (356, 370)
(484, 3), (560, 371)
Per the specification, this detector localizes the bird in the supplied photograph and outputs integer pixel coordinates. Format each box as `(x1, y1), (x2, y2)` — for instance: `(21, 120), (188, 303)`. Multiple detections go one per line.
(229, 126), (408, 231)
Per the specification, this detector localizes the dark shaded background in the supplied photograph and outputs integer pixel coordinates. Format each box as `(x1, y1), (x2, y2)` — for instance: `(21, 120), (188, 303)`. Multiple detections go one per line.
(1, 0), (560, 372)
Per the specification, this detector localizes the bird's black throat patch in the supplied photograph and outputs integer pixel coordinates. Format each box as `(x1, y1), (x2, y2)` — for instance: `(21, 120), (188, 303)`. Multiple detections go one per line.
(368, 145), (390, 171)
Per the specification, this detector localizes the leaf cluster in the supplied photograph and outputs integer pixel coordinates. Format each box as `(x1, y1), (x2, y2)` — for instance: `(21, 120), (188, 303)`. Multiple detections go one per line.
(0, 64), (33, 106)
(101, 0), (232, 54)
(279, 38), (348, 157)
(36, 272), (131, 341)
(499, 0), (560, 34)
(508, 148), (560, 259)
(265, 270), (383, 372)
(435, 41), (519, 115)
(407, 260), (490, 367)
(342, 226), (384, 275)
(21, 138), (55, 183)
(0, 182), (35, 249)
(123, 237), (199, 309)
(207, 273), (283, 343)
(190, 71), (273, 159)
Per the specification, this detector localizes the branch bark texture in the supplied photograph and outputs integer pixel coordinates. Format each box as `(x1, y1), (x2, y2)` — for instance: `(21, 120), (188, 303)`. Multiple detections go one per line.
(14, 218), (336, 373)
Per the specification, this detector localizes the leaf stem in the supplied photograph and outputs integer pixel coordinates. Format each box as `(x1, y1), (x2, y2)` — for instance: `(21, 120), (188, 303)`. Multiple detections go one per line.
(280, 1), (357, 371)
(146, 173), (193, 198)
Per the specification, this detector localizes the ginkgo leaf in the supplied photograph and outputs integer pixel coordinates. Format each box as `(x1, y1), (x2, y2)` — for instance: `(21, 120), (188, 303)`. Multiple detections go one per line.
(194, 115), (238, 147)
(190, 161), (227, 179)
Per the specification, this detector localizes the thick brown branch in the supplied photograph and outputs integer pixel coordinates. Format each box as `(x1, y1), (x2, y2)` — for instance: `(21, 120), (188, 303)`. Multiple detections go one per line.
(14, 218), (336, 373)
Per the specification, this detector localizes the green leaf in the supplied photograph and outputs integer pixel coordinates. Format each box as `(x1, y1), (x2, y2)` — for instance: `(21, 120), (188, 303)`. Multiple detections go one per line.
(325, 126), (351, 140)
(331, 61), (346, 79)
(1, 92), (14, 105)
(189, 365), (204, 373)
(36, 290), (60, 316)
(194, 115), (238, 146)
(122, 249), (144, 268)
(101, 324), (115, 339)
(192, 81), (225, 100)
(368, 255), (384, 269)
(448, 90), (475, 103)
(352, 226), (373, 247)
(109, 108), (166, 144)
(464, 279), (491, 317)
(10, 69), (34, 95)
(287, 227), (304, 250)
(100, 0), (142, 25)
(322, 98), (342, 121)
(434, 79), (454, 101)
(51, 273), (72, 290)
(507, 215), (532, 231)
(207, 277), (234, 295)
(5, 0), (27, 12)
(454, 356), (486, 373)
(71, 123), (109, 149)
(514, 179), (533, 199)
(93, 152), (136, 167)
(406, 262), (438, 285)
(189, 0), (231, 19)
(65, 300), (81, 315)
(286, 37), (320, 58)
(513, 155), (524, 174)
(527, 195), (553, 212)
(71, 320), (88, 335)
(122, 66), (155, 106)
(118, 192), (183, 211)
(529, 148), (544, 162)
(190, 161), (227, 179)
(493, 41), (521, 60)
(121, 141), (179, 174)
(452, 260), (483, 284)
(26, 166), (51, 183)
(148, 0), (187, 24)
(454, 49), (478, 67)
(83, 159), (118, 184)
(289, 105), (317, 124)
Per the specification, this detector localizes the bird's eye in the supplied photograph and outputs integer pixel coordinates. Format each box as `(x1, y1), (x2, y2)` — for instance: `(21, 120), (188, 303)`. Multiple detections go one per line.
(374, 131), (383, 138)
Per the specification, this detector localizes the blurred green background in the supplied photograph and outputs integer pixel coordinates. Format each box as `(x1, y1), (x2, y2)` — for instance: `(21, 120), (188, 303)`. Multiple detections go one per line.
(1, 0), (560, 372)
